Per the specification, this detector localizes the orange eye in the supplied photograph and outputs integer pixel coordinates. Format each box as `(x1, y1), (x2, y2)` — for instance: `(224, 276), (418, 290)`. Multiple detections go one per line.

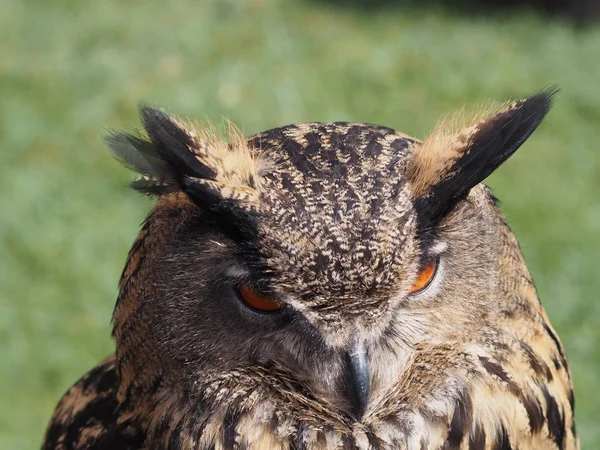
(410, 258), (438, 294)
(238, 283), (282, 312)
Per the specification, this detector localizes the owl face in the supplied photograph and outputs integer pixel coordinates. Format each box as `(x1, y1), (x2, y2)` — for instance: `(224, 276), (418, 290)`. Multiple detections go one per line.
(108, 90), (556, 422)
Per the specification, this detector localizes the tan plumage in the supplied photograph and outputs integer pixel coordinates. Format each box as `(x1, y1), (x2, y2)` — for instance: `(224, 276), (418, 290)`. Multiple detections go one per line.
(43, 89), (578, 449)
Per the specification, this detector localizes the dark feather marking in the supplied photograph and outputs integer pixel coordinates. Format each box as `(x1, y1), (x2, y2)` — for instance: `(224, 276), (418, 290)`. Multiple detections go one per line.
(542, 385), (566, 449)
(446, 391), (473, 449)
(543, 323), (569, 370)
(56, 388), (130, 449)
(478, 356), (511, 383)
(552, 355), (562, 370)
(181, 177), (263, 247)
(290, 438), (306, 450)
(568, 389), (575, 411)
(81, 360), (118, 393)
(223, 407), (239, 450)
(290, 422), (308, 450)
(363, 137), (384, 158)
(365, 428), (381, 450)
(166, 419), (183, 449)
(341, 433), (357, 450)
(520, 392), (544, 434)
(149, 375), (164, 396)
(519, 340), (553, 381)
(95, 423), (146, 450)
(390, 136), (413, 152)
(281, 134), (326, 177)
(43, 422), (63, 450)
(492, 427), (512, 450)
(468, 423), (486, 449)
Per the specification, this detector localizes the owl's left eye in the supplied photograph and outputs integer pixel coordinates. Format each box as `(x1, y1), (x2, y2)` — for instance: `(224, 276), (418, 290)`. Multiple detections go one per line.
(409, 257), (438, 294)
(237, 283), (282, 312)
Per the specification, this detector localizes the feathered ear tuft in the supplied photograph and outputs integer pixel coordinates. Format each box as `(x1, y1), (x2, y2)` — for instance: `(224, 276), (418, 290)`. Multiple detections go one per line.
(104, 131), (175, 195)
(407, 87), (558, 228)
(139, 105), (218, 181)
(105, 105), (265, 209)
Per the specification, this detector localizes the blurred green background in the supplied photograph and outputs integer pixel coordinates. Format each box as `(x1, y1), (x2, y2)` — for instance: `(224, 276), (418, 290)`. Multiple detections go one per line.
(1, 0), (599, 448)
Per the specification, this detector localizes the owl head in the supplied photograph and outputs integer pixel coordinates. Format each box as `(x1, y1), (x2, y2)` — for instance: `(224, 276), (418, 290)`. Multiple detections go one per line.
(106, 89), (556, 426)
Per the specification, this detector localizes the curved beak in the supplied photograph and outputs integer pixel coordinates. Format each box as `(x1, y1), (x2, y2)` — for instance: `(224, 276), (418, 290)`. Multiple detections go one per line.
(342, 342), (370, 420)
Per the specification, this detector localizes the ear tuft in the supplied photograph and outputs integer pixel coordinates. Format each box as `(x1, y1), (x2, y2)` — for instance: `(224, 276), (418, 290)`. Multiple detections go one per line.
(139, 105), (218, 181)
(408, 87), (558, 226)
(105, 105), (266, 205)
(104, 130), (178, 195)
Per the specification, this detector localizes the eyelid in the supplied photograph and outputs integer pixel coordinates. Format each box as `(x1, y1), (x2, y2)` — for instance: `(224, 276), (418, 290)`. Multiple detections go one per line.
(409, 241), (446, 296)
(412, 255), (446, 300)
(409, 257), (439, 294)
(237, 282), (282, 313)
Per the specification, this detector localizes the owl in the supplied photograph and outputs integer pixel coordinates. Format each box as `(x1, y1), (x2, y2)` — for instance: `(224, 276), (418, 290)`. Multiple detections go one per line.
(43, 88), (578, 450)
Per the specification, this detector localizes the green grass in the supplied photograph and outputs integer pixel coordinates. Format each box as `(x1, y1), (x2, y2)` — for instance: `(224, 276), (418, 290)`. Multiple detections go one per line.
(1, 0), (599, 448)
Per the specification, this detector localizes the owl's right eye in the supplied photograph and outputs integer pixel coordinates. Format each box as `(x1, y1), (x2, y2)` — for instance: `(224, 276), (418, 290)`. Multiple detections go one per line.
(237, 283), (282, 313)
(409, 257), (438, 294)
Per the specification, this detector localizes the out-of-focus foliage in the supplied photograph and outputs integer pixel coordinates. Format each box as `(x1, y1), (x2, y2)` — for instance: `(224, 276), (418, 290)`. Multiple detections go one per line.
(0, 0), (598, 448)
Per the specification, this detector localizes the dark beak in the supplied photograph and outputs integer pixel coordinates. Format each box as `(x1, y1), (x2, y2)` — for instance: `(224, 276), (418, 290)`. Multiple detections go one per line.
(342, 343), (370, 420)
